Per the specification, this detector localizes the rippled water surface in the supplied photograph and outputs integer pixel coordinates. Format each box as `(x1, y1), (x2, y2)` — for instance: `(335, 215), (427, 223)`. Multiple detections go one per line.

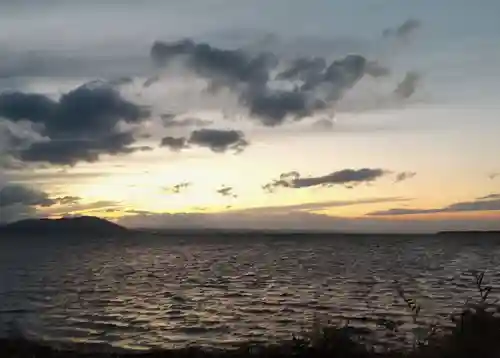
(1, 233), (500, 350)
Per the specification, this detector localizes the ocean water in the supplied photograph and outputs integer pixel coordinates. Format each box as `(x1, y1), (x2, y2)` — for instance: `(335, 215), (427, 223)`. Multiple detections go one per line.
(1, 233), (500, 351)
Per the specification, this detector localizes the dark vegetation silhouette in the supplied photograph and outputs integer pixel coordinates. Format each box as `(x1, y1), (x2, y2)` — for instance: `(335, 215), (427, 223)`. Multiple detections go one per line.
(1, 272), (500, 357)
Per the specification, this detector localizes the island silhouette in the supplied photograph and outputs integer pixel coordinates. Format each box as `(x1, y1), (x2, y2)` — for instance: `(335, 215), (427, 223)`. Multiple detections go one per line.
(0, 216), (129, 237)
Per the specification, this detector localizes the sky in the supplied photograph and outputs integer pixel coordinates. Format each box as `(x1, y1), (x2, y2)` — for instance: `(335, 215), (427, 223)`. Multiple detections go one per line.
(0, 0), (499, 232)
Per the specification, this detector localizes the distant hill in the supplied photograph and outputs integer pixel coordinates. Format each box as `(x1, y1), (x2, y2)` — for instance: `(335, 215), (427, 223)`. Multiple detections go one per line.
(437, 231), (500, 236)
(0, 216), (129, 237)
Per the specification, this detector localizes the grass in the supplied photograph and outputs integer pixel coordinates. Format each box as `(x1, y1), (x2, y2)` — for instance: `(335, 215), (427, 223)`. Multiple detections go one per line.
(2, 272), (500, 357)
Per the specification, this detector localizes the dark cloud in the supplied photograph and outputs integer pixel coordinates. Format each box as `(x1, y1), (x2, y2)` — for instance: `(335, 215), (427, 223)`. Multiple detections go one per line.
(19, 132), (138, 166)
(276, 57), (326, 82)
(0, 82), (151, 165)
(40, 200), (122, 219)
(263, 168), (387, 192)
(0, 121), (42, 167)
(109, 77), (134, 87)
(0, 181), (114, 223)
(294, 168), (386, 188)
(126, 209), (153, 215)
(160, 113), (176, 122)
(241, 88), (322, 125)
(395, 171), (417, 183)
(383, 19), (421, 40)
(161, 115), (212, 128)
(241, 54), (367, 125)
(477, 194), (500, 201)
(320, 55), (367, 92)
(0, 184), (55, 208)
(163, 182), (191, 194)
(246, 54), (371, 124)
(368, 197), (500, 216)
(151, 39), (277, 88)
(0, 92), (57, 123)
(55, 196), (81, 205)
(160, 136), (188, 151)
(394, 71), (420, 99)
(150, 40), (392, 125)
(188, 129), (248, 153)
(364, 61), (391, 78)
(143, 75), (160, 88)
(216, 186), (237, 198)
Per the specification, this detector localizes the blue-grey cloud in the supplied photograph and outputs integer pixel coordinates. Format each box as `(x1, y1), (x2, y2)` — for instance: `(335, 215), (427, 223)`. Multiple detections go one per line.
(368, 197), (500, 216)
(383, 18), (421, 40)
(0, 184), (54, 208)
(477, 193), (500, 201)
(150, 39), (393, 125)
(394, 71), (420, 99)
(216, 185), (237, 198)
(151, 39), (277, 88)
(0, 82), (151, 165)
(160, 129), (248, 153)
(161, 115), (212, 128)
(189, 129), (248, 153)
(395, 171), (417, 183)
(163, 182), (191, 194)
(159, 136), (188, 151)
(263, 168), (387, 192)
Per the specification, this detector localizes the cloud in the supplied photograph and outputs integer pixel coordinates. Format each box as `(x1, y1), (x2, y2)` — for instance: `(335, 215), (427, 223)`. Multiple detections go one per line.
(55, 196), (81, 205)
(143, 76), (160, 88)
(364, 61), (391, 78)
(0, 181), (118, 223)
(160, 129), (248, 153)
(394, 71), (420, 99)
(477, 193), (500, 200)
(241, 88), (322, 126)
(0, 183), (58, 223)
(151, 39), (277, 89)
(0, 92), (56, 123)
(244, 54), (369, 125)
(489, 173), (499, 180)
(0, 82), (151, 165)
(368, 197), (500, 216)
(383, 19), (421, 40)
(395, 171), (417, 183)
(126, 209), (154, 215)
(163, 182), (191, 194)
(237, 197), (409, 215)
(216, 185), (237, 198)
(160, 136), (188, 151)
(276, 57), (326, 82)
(0, 184), (55, 208)
(263, 168), (387, 192)
(120, 197), (500, 234)
(149, 39), (396, 125)
(18, 133), (152, 166)
(189, 129), (248, 153)
(161, 115), (212, 128)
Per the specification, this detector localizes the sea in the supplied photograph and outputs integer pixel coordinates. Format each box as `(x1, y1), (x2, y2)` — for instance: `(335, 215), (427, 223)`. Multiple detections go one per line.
(1, 232), (500, 351)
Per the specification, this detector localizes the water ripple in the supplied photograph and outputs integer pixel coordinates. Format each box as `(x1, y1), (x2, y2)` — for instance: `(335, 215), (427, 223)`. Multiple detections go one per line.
(1, 234), (500, 349)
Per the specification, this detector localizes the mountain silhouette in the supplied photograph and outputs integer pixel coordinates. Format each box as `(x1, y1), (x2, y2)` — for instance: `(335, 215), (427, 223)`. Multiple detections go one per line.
(0, 216), (129, 237)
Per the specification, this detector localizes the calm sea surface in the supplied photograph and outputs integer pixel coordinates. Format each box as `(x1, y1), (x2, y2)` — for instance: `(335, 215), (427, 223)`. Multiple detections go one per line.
(1, 233), (500, 350)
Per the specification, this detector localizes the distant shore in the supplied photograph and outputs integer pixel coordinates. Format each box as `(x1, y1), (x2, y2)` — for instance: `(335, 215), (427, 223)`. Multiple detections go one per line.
(1, 216), (500, 238)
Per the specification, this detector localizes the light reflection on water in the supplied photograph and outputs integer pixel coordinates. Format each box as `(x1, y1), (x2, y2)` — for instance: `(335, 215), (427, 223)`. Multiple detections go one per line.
(1, 234), (500, 350)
